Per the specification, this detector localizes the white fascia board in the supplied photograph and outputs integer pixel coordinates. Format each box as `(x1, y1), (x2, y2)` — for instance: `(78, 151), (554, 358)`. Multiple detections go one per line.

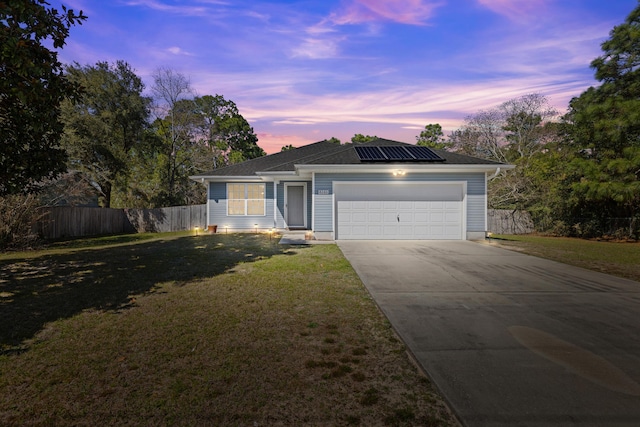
(294, 164), (514, 174)
(255, 172), (297, 181)
(189, 175), (266, 183)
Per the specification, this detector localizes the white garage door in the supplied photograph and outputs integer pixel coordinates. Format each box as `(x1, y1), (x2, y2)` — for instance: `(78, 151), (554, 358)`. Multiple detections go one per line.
(336, 183), (464, 240)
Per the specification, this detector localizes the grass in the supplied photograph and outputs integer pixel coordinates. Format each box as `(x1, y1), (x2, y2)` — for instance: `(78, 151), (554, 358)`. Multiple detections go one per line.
(487, 234), (640, 282)
(0, 232), (456, 426)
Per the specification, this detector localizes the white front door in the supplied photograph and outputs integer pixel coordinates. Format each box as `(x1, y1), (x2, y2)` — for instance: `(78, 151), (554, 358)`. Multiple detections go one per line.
(335, 182), (464, 240)
(285, 184), (306, 228)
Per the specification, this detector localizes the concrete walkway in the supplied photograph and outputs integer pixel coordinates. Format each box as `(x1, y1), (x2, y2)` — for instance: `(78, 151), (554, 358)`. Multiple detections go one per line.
(338, 240), (640, 427)
(279, 231), (335, 245)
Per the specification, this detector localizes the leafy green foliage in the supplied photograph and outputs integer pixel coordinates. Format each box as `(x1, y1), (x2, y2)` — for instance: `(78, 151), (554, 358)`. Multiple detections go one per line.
(416, 123), (451, 149)
(557, 3), (640, 234)
(351, 134), (378, 143)
(144, 71), (265, 207)
(60, 61), (151, 207)
(193, 94), (265, 165)
(0, 1), (86, 195)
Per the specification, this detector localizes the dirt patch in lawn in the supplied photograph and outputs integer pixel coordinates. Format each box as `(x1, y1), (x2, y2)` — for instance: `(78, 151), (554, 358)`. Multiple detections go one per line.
(0, 233), (457, 426)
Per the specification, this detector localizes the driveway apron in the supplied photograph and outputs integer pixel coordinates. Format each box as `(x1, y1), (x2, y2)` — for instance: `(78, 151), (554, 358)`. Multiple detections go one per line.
(338, 240), (640, 426)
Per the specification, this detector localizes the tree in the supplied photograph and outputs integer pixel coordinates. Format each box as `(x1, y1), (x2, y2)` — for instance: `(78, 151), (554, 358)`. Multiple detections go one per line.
(148, 69), (264, 206)
(450, 109), (506, 162)
(195, 95), (264, 163)
(351, 134), (378, 143)
(501, 94), (558, 160)
(449, 94), (558, 211)
(560, 3), (640, 232)
(325, 137), (341, 144)
(281, 145), (295, 151)
(566, 3), (640, 157)
(416, 124), (451, 150)
(450, 94), (557, 164)
(0, 1), (86, 195)
(61, 61), (151, 207)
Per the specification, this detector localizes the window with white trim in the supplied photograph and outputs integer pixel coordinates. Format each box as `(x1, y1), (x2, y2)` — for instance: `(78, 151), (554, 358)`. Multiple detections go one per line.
(227, 183), (265, 216)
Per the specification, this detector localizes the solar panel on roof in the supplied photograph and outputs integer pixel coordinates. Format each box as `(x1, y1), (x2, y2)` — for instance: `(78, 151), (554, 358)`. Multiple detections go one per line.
(379, 146), (414, 160)
(404, 145), (444, 161)
(355, 146), (386, 161)
(355, 145), (445, 162)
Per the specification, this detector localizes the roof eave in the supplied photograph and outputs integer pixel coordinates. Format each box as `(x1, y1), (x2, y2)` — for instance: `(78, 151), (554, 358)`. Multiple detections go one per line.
(189, 175), (265, 182)
(294, 163), (513, 173)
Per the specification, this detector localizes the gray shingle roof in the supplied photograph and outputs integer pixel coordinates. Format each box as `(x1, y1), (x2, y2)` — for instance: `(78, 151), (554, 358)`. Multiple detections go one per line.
(191, 140), (343, 177)
(191, 138), (503, 177)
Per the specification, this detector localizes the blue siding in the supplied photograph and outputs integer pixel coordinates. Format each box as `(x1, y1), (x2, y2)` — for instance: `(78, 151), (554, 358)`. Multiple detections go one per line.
(314, 194), (334, 232)
(276, 181), (312, 229)
(209, 181), (312, 231)
(208, 181), (275, 230)
(313, 172), (487, 233)
(276, 182), (285, 228)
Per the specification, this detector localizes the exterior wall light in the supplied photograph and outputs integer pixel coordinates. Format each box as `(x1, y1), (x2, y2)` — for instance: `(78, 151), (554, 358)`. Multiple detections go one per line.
(392, 170), (406, 176)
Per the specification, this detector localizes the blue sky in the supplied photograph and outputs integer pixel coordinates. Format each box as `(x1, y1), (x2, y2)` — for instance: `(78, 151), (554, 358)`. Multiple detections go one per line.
(54, 0), (637, 153)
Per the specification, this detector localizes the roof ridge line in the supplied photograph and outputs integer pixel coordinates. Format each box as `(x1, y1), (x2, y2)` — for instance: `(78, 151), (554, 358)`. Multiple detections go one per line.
(260, 141), (346, 171)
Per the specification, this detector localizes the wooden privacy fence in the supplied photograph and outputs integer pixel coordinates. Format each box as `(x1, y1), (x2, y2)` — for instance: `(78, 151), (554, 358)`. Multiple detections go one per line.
(487, 209), (534, 235)
(36, 205), (207, 239)
(126, 205), (207, 233)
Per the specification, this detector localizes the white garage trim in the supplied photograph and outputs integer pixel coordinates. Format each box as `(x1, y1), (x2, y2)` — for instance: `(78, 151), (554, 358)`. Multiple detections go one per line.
(334, 181), (467, 240)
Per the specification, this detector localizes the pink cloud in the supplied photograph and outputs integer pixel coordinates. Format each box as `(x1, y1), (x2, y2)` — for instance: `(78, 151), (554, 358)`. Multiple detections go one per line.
(330, 0), (443, 26)
(477, 0), (550, 23)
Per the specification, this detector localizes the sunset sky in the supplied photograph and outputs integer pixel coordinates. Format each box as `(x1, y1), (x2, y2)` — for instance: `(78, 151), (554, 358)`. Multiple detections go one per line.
(53, 0), (637, 153)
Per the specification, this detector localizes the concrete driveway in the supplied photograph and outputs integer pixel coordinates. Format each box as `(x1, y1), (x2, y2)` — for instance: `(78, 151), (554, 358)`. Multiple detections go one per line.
(338, 240), (640, 427)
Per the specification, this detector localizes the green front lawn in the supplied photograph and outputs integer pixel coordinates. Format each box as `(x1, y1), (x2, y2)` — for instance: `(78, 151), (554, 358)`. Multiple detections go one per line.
(487, 234), (640, 282)
(0, 233), (455, 426)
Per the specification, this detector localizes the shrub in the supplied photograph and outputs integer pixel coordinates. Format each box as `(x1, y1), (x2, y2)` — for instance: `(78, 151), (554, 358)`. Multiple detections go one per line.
(0, 194), (43, 251)
(549, 220), (571, 237)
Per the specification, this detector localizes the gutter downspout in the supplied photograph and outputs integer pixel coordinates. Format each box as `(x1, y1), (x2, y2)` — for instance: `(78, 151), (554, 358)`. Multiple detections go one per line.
(485, 167), (501, 239)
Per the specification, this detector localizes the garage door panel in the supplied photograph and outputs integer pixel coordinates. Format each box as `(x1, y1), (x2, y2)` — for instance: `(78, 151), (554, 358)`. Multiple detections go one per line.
(445, 224), (461, 233)
(445, 201), (460, 209)
(429, 226), (445, 236)
(383, 225), (399, 236)
(414, 201), (429, 209)
(414, 225), (428, 235)
(429, 211), (444, 222)
(368, 212), (382, 222)
(383, 212), (398, 223)
(445, 211), (460, 222)
(336, 184), (463, 240)
(350, 212), (367, 222)
(348, 201), (366, 209)
(352, 225), (368, 234)
(398, 225), (415, 236)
